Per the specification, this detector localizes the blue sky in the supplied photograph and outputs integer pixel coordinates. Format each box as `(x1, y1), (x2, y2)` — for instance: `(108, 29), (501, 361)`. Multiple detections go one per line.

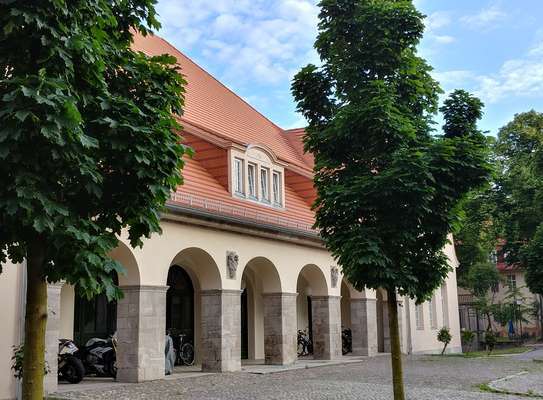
(155, 0), (543, 135)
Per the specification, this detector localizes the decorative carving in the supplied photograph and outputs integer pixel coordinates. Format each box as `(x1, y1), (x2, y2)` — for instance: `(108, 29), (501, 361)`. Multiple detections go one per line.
(226, 251), (239, 279)
(331, 266), (339, 288)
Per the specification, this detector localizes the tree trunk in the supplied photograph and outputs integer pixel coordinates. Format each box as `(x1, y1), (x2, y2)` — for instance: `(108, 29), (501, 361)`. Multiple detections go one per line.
(387, 289), (405, 400)
(22, 240), (47, 400)
(441, 342), (448, 355)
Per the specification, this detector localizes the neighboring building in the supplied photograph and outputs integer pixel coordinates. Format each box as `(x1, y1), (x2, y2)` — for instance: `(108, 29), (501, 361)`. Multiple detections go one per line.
(0, 33), (462, 399)
(458, 245), (542, 340)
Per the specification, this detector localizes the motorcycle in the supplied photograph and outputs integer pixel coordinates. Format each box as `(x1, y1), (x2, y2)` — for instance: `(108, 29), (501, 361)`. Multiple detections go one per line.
(58, 339), (85, 384)
(78, 335), (117, 378)
(342, 328), (352, 355)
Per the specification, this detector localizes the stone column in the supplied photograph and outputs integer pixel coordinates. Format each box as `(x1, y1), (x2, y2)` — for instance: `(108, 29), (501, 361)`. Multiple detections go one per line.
(311, 296), (342, 360)
(350, 298), (378, 356)
(44, 282), (63, 394)
(200, 289), (241, 372)
(116, 285), (167, 383)
(263, 293), (297, 365)
(382, 301), (391, 353)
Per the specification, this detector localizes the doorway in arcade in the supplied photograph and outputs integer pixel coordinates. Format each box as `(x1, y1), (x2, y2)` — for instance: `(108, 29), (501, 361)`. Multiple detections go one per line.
(166, 265), (195, 364)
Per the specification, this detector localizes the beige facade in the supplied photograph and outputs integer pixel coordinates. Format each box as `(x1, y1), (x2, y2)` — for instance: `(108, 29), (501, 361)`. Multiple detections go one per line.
(0, 213), (461, 399)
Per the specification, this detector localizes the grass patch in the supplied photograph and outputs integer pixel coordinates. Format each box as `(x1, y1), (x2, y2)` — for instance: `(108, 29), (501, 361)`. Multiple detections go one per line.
(464, 346), (531, 358)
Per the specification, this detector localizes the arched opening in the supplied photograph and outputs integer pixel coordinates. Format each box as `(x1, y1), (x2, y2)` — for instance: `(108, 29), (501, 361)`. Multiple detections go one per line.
(168, 247), (222, 368)
(340, 280), (351, 355)
(240, 257), (281, 362)
(73, 272), (118, 346)
(376, 288), (390, 353)
(166, 265), (195, 364)
(296, 264), (328, 357)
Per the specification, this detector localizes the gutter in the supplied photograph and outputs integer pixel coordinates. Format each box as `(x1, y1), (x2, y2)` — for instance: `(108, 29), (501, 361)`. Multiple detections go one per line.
(163, 203), (324, 249)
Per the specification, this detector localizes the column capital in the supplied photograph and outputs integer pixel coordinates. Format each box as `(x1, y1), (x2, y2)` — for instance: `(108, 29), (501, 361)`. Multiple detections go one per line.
(310, 295), (341, 300)
(350, 297), (377, 303)
(120, 285), (169, 293)
(200, 289), (242, 296)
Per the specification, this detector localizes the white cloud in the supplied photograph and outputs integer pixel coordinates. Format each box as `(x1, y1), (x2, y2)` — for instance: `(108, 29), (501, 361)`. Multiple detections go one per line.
(460, 3), (506, 30)
(422, 12), (455, 50)
(433, 40), (543, 104)
(156, 0), (319, 86)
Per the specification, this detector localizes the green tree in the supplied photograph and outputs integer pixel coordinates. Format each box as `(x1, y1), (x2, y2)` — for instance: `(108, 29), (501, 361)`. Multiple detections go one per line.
(495, 111), (543, 297)
(437, 327), (452, 355)
(291, 1), (490, 398)
(0, 2), (189, 399)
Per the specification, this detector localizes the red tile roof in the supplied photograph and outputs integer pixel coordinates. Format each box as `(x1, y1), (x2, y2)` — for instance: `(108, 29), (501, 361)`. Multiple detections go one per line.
(130, 33), (317, 232)
(132, 33), (312, 173)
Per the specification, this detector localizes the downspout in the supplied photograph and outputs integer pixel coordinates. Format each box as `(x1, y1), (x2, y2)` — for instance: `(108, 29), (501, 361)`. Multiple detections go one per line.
(16, 260), (27, 400)
(404, 297), (413, 354)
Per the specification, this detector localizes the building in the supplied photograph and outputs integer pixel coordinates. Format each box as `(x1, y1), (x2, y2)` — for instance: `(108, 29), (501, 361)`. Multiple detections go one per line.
(0, 33), (462, 399)
(458, 245), (543, 342)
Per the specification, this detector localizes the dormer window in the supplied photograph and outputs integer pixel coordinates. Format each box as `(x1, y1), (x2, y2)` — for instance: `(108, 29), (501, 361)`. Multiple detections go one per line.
(230, 146), (285, 208)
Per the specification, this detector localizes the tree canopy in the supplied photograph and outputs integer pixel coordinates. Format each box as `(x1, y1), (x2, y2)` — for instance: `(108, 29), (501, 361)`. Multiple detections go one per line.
(292, 0), (490, 302)
(495, 111), (543, 296)
(0, 0), (189, 298)
(0, 1), (189, 398)
(292, 1), (491, 398)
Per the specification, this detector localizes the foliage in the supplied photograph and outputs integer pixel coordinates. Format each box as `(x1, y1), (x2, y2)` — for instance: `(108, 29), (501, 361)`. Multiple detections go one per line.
(437, 327), (452, 355)
(0, 1), (189, 398)
(492, 284), (532, 329)
(291, 1), (490, 398)
(461, 329), (475, 353)
(484, 331), (497, 353)
(494, 111), (543, 296)
(11, 344), (49, 380)
(0, 0), (189, 297)
(464, 262), (500, 297)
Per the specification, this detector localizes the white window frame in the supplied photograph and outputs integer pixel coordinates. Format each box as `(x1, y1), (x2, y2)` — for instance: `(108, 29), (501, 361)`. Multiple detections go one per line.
(415, 303), (424, 330)
(234, 158), (244, 195)
(429, 296), (437, 329)
(260, 167), (270, 203)
(247, 163), (257, 199)
(272, 171), (282, 206)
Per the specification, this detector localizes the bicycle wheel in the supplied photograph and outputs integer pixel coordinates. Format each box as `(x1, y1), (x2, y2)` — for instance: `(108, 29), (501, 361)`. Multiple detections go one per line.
(180, 343), (195, 366)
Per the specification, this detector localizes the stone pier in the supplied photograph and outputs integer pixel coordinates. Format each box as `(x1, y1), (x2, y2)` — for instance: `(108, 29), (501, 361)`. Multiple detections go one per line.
(44, 282), (63, 395)
(263, 293), (297, 365)
(200, 289), (241, 372)
(311, 296), (342, 360)
(350, 298), (378, 356)
(116, 285), (167, 382)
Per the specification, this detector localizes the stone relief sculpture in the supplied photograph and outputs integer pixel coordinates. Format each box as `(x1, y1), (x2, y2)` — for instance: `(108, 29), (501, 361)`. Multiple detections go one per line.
(331, 266), (339, 288)
(226, 251), (239, 279)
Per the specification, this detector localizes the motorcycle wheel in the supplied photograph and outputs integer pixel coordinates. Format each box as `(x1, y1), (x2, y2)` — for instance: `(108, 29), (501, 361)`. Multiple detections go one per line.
(105, 353), (117, 378)
(61, 356), (85, 384)
(180, 343), (195, 366)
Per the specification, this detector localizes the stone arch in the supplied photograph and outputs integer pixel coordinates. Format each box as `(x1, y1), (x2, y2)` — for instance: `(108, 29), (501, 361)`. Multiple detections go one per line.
(165, 247), (222, 368)
(109, 240), (140, 286)
(297, 264), (328, 297)
(168, 247), (222, 290)
(240, 256), (282, 293)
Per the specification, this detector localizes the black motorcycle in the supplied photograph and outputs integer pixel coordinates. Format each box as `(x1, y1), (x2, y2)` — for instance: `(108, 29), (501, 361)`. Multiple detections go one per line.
(297, 329), (312, 356)
(342, 328), (352, 355)
(58, 339), (85, 384)
(77, 336), (117, 378)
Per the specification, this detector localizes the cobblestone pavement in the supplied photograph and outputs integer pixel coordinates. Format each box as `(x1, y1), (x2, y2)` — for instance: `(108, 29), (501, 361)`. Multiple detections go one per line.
(51, 354), (543, 400)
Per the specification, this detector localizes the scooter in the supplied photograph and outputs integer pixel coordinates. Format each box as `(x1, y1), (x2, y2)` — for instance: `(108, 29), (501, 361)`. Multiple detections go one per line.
(58, 339), (85, 384)
(78, 335), (117, 378)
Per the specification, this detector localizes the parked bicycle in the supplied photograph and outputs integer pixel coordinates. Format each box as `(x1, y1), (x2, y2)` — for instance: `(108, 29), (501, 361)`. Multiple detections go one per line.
(174, 333), (195, 366)
(297, 329), (312, 356)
